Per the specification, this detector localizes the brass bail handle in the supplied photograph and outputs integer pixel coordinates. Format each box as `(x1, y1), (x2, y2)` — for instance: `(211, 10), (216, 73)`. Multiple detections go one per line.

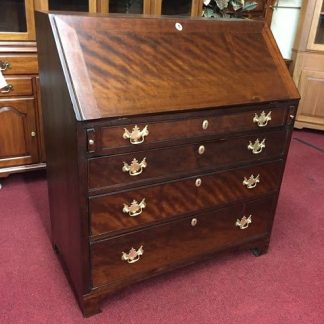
(123, 125), (149, 144)
(0, 84), (13, 93)
(121, 246), (144, 264)
(0, 61), (11, 71)
(122, 157), (147, 176)
(123, 199), (146, 217)
(253, 111), (272, 127)
(248, 138), (266, 154)
(236, 215), (252, 230)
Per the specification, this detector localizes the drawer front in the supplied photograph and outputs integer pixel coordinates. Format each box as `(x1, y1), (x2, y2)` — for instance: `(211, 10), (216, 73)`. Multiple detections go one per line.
(0, 77), (33, 97)
(93, 107), (287, 153)
(88, 129), (287, 192)
(91, 196), (276, 288)
(0, 55), (38, 75)
(90, 160), (283, 236)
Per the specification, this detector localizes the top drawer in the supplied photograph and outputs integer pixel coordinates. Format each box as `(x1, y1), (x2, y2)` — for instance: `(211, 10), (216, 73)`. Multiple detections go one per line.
(0, 55), (38, 75)
(87, 106), (289, 154)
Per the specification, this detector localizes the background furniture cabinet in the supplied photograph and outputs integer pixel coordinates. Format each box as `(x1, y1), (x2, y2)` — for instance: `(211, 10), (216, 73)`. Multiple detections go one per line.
(291, 0), (324, 130)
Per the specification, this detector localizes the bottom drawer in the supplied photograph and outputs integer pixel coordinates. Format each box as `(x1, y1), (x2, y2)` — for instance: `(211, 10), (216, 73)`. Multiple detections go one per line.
(91, 196), (276, 288)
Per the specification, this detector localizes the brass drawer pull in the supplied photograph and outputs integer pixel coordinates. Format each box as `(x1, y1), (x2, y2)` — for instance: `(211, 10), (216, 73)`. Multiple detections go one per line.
(248, 138), (266, 154)
(0, 61), (11, 71)
(236, 215), (252, 230)
(121, 246), (144, 264)
(253, 111), (272, 127)
(195, 178), (202, 187)
(243, 174), (260, 189)
(123, 199), (146, 217)
(122, 157), (147, 176)
(123, 125), (149, 144)
(0, 84), (13, 93)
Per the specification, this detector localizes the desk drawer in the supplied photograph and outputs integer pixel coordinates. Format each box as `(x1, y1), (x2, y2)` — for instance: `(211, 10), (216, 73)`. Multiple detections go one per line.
(91, 196), (275, 288)
(91, 107), (287, 153)
(90, 160), (283, 236)
(0, 77), (33, 97)
(88, 129), (287, 192)
(0, 55), (38, 75)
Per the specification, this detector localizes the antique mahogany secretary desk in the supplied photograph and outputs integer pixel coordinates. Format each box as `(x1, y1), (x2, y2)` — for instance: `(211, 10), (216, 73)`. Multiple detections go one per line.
(36, 12), (299, 316)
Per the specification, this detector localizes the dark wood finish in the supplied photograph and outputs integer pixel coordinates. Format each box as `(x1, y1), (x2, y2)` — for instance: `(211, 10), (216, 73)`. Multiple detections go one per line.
(88, 129), (287, 192)
(0, 98), (39, 168)
(90, 160), (283, 236)
(36, 12), (299, 317)
(91, 196), (276, 287)
(96, 106), (287, 152)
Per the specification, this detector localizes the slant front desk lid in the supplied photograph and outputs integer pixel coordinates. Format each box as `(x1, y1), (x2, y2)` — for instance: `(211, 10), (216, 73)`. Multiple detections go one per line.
(37, 12), (299, 121)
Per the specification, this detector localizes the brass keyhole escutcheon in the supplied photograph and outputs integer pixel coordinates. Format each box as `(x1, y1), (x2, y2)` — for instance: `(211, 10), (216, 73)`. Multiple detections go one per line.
(202, 120), (209, 130)
(191, 218), (197, 226)
(198, 145), (205, 155)
(195, 178), (202, 187)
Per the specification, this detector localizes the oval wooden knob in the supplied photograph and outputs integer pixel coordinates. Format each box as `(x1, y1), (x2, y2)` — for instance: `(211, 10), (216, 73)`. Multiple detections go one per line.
(198, 145), (205, 155)
(191, 218), (198, 226)
(202, 120), (209, 130)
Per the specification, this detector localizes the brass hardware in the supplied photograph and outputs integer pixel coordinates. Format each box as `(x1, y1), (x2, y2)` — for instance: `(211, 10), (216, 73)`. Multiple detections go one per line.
(0, 84), (13, 93)
(235, 215), (252, 230)
(289, 114), (295, 119)
(198, 145), (205, 155)
(195, 178), (202, 187)
(121, 246), (144, 264)
(253, 111), (272, 127)
(0, 61), (10, 71)
(191, 218), (197, 226)
(175, 22), (183, 31)
(122, 157), (147, 176)
(202, 120), (209, 130)
(123, 199), (146, 217)
(243, 174), (260, 189)
(248, 138), (266, 154)
(88, 139), (94, 145)
(31, 131), (36, 137)
(123, 125), (149, 144)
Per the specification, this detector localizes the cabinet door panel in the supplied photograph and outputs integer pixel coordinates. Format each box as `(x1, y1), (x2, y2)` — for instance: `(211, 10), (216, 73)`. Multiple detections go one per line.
(0, 98), (39, 167)
(296, 69), (324, 127)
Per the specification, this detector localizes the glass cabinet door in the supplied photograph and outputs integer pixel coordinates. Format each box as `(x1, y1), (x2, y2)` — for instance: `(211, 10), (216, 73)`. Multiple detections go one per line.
(0, 0), (35, 40)
(308, 0), (324, 50)
(161, 0), (192, 16)
(0, 0), (27, 33)
(48, 0), (90, 11)
(97, 0), (147, 14)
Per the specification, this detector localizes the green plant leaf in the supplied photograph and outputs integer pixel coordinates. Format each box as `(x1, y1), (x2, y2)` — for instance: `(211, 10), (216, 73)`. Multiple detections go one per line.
(242, 1), (258, 11)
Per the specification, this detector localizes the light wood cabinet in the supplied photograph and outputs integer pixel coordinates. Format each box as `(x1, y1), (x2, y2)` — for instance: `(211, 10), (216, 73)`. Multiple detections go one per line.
(291, 0), (324, 130)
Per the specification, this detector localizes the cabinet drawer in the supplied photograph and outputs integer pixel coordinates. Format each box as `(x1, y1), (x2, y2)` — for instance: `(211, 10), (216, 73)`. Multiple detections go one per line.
(90, 160), (283, 236)
(88, 129), (287, 192)
(91, 196), (276, 288)
(0, 55), (38, 75)
(0, 77), (33, 97)
(91, 107), (287, 153)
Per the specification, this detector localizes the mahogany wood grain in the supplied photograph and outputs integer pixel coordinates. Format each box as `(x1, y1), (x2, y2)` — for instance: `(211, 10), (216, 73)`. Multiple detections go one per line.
(91, 196), (276, 287)
(0, 98), (38, 168)
(51, 13), (299, 120)
(0, 54), (38, 75)
(88, 129), (287, 192)
(90, 160), (283, 236)
(97, 107), (287, 152)
(0, 76), (33, 97)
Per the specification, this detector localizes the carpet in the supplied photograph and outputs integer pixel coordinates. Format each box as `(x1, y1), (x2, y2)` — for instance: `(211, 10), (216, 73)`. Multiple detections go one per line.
(0, 130), (323, 324)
